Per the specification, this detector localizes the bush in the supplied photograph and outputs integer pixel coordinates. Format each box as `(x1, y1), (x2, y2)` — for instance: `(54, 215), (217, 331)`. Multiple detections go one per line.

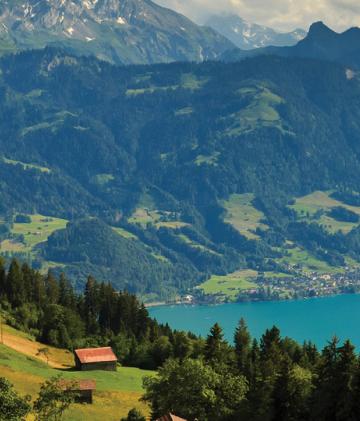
(14, 215), (31, 224)
(120, 408), (146, 421)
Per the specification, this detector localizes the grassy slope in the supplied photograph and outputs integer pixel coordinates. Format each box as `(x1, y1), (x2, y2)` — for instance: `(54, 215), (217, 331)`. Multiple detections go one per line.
(197, 269), (258, 300)
(112, 226), (138, 240)
(222, 84), (290, 136)
(0, 326), (153, 420)
(198, 269), (291, 301)
(290, 191), (360, 234)
(127, 192), (188, 230)
(222, 193), (268, 239)
(0, 214), (68, 254)
(276, 245), (343, 274)
(128, 208), (188, 229)
(2, 157), (51, 173)
(177, 233), (219, 255)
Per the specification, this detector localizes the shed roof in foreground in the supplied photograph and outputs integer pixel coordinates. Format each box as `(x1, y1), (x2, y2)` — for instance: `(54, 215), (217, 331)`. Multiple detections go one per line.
(74, 347), (117, 364)
(156, 414), (188, 421)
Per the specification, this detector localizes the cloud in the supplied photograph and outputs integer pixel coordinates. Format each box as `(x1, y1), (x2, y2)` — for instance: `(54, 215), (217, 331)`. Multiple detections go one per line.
(155, 0), (360, 32)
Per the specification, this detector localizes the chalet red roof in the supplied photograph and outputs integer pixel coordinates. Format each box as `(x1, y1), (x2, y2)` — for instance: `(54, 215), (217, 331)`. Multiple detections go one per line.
(74, 347), (117, 364)
(156, 414), (187, 421)
(58, 379), (96, 391)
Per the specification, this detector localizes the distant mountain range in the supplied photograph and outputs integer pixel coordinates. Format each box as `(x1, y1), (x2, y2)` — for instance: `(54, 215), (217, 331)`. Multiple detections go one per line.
(206, 14), (306, 49)
(0, 0), (233, 64)
(223, 22), (360, 68)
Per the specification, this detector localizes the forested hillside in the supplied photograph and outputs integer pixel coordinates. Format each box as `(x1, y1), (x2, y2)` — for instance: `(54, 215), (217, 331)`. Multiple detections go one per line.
(0, 257), (200, 370)
(1, 48), (360, 298)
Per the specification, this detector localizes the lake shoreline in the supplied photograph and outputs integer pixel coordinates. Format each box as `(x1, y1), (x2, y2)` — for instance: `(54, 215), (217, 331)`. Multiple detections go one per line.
(146, 290), (358, 310)
(148, 293), (360, 348)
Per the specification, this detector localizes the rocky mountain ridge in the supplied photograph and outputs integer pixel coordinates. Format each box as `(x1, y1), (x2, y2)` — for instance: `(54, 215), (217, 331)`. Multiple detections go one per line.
(0, 0), (234, 64)
(206, 13), (305, 49)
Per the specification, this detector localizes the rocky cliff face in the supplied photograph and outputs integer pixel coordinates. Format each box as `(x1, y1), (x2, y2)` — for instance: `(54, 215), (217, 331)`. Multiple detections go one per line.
(0, 0), (234, 64)
(207, 14), (305, 50)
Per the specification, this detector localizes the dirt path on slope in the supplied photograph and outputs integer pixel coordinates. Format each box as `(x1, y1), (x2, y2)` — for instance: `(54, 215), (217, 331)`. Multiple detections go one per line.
(2, 325), (73, 369)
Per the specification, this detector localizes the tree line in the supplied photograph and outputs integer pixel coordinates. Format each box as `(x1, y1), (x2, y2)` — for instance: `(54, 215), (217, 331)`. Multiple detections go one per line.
(0, 258), (203, 370)
(143, 320), (360, 421)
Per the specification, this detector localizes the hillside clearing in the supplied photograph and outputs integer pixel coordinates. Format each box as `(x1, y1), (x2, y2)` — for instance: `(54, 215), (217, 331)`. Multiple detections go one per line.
(222, 193), (268, 239)
(197, 269), (258, 300)
(2, 157), (51, 173)
(0, 325), (153, 420)
(221, 84), (290, 136)
(0, 213), (68, 254)
(290, 191), (360, 233)
(276, 246), (343, 274)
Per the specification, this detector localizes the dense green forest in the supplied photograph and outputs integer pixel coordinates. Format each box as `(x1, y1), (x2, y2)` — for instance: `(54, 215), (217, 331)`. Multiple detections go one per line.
(143, 322), (360, 421)
(0, 258), (204, 369)
(2, 258), (360, 420)
(1, 47), (360, 297)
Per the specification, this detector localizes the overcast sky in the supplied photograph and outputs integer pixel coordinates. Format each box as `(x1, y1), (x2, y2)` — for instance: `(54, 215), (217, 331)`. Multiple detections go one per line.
(154, 0), (360, 32)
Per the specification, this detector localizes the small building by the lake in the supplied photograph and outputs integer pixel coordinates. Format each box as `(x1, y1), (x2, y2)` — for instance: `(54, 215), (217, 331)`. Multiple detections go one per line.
(58, 379), (96, 404)
(74, 347), (117, 371)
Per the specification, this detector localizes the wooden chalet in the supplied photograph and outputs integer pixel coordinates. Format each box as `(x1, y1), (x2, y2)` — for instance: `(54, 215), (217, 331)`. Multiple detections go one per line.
(156, 414), (188, 421)
(58, 379), (96, 404)
(74, 347), (117, 371)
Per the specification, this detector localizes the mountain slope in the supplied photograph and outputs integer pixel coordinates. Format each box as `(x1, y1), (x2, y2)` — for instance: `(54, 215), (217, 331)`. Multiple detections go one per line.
(0, 0), (233, 64)
(223, 22), (360, 68)
(284, 22), (360, 66)
(2, 48), (360, 297)
(0, 329), (150, 419)
(206, 14), (305, 49)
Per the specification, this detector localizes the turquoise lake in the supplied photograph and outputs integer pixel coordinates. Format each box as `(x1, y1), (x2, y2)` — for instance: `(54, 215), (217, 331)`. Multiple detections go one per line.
(149, 294), (360, 349)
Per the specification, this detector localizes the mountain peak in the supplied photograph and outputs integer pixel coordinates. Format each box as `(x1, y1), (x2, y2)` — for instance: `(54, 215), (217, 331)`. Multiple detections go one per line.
(206, 14), (306, 50)
(308, 21), (336, 37)
(0, 0), (233, 64)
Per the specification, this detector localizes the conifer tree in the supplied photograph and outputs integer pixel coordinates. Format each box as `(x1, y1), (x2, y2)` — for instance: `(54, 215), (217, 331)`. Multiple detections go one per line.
(58, 273), (76, 309)
(83, 276), (99, 335)
(204, 323), (230, 367)
(45, 272), (60, 305)
(21, 263), (33, 303)
(0, 257), (6, 300)
(32, 272), (46, 307)
(311, 336), (340, 421)
(335, 340), (357, 421)
(234, 318), (251, 376)
(7, 259), (24, 307)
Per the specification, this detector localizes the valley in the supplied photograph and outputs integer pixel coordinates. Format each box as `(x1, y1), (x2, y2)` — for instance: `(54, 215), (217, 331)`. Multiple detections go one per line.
(0, 1), (360, 419)
(3, 188), (360, 305)
(0, 28), (359, 305)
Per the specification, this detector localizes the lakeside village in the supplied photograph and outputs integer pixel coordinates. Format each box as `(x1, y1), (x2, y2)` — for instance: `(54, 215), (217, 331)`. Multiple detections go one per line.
(161, 267), (360, 306)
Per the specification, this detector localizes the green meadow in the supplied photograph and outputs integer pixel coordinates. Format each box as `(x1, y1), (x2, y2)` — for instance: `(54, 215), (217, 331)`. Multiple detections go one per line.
(0, 340), (153, 420)
(222, 193), (268, 239)
(289, 190), (360, 234)
(277, 245), (343, 274)
(198, 269), (258, 300)
(0, 213), (68, 254)
(222, 84), (290, 136)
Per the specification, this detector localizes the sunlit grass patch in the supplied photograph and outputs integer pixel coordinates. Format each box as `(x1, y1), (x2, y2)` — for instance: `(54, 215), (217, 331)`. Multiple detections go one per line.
(222, 193), (268, 239)
(289, 191), (360, 233)
(198, 269), (258, 299)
